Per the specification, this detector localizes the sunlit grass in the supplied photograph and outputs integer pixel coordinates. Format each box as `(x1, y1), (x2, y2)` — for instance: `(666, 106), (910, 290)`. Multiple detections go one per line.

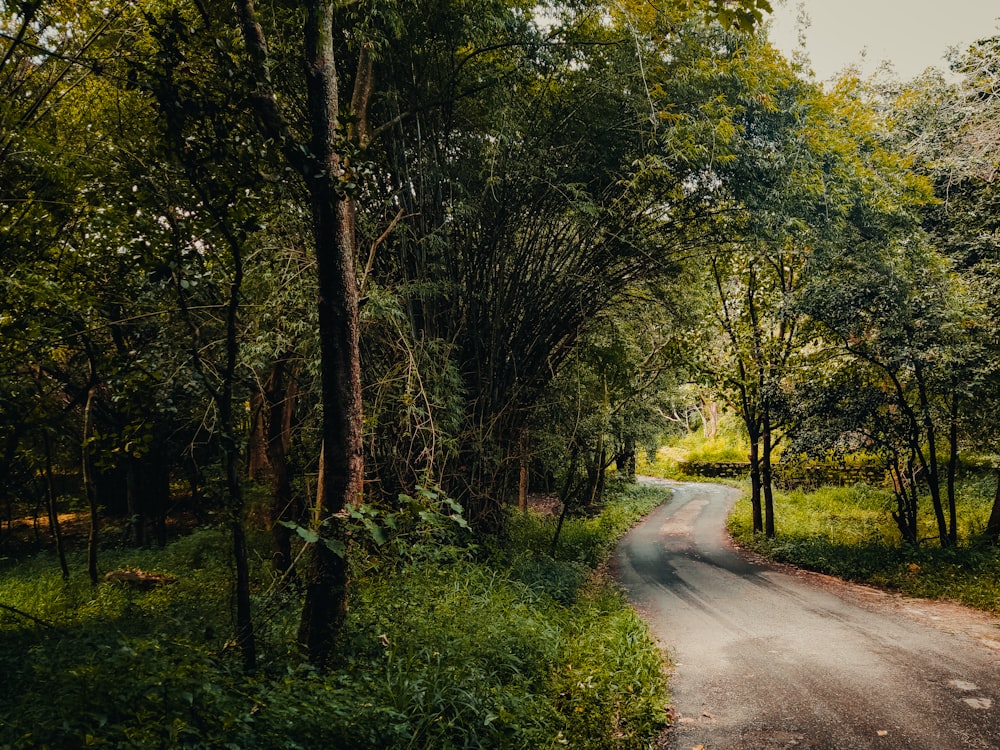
(639, 415), (749, 480)
(729, 480), (1000, 613)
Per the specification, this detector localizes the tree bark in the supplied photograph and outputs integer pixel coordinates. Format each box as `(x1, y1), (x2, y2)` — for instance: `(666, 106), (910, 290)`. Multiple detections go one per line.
(585, 436), (604, 507)
(748, 437), (763, 534)
(762, 416), (775, 538)
(946, 390), (959, 547)
(518, 457), (528, 513)
(42, 430), (69, 580)
(986, 469), (1000, 544)
(82, 388), (99, 586)
(125, 457), (144, 546)
(295, 0), (364, 667)
(913, 365), (949, 547)
(263, 354), (300, 576)
(616, 435), (637, 481)
(701, 397), (719, 439)
(216, 201), (257, 675)
(595, 447), (607, 504)
(550, 443), (580, 558)
(235, 0), (367, 666)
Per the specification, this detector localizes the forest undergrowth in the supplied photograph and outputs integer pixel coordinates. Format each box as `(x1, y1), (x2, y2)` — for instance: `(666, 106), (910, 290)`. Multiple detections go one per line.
(0, 483), (669, 750)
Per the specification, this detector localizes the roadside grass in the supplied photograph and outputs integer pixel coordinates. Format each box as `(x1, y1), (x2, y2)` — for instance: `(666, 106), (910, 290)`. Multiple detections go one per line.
(728, 480), (1000, 613)
(0, 483), (670, 749)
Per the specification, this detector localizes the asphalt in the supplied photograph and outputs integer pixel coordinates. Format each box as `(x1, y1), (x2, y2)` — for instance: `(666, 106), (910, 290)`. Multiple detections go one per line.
(614, 479), (1000, 749)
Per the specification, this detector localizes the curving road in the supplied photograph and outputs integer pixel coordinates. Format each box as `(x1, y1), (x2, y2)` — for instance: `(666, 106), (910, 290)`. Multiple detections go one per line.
(615, 479), (1000, 749)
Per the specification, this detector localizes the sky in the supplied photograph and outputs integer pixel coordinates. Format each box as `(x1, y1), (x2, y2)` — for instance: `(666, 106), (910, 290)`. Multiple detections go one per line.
(766, 0), (1000, 81)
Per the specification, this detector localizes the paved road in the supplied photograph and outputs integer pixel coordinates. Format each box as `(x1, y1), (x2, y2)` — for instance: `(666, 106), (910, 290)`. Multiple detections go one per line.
(615, 480), (1000, 749)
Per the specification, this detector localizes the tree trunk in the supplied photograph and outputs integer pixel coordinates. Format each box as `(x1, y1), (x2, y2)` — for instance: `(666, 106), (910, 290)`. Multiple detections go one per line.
(234, 0), (366, 666)
(913, 369), (949, 547)
(247, 390), (271, 481)
(150, 450), (169, 548)
(226, 449), (256, 675)
(263, 355), (300, 576)
(762, 417), (775, 538)
(42, 430), (69, 580)
(550, 443), (580, 558)
(617, 435), (637, 481)
(701, 396), (719, 439)
(0, 425), (24, 545)
(986, 468), (1000, 544)
(82, 389), (99, 586)
(217, 220), (256, 675)
(946, 390), (959, 547)
(125, 457), (144, 546)
(295, 0), (364, 667)
(748, 438), (763, 534)
(518, 457), (528, 513)
(585, 436), (604, 508)
(905, 456), (921, 545)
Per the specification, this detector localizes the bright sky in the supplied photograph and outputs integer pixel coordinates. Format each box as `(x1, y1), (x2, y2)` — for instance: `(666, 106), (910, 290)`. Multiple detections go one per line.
(766, 0), (1000, 81)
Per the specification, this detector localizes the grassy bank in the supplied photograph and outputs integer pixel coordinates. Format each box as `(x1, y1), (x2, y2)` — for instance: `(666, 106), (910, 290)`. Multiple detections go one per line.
(0, 483), (669, 749)
(639, 421), (749, 481)
(728, 479), (1000, 613)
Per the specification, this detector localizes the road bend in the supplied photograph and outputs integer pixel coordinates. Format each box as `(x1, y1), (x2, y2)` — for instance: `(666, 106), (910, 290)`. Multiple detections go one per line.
(615, 479), (1000, 749)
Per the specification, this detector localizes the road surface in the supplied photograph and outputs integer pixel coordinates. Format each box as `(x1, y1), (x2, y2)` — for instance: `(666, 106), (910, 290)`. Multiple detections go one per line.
(614, 479), (1000, 749)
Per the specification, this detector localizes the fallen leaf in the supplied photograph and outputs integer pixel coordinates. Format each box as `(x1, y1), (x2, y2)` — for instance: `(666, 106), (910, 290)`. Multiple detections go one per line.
(876, 730), (888, 737)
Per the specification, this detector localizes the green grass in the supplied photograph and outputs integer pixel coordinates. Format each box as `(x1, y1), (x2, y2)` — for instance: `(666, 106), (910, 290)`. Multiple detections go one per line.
(639, 419), (749, 480)
(728, 480), (1000, 613)
(0, 484), (671, 750)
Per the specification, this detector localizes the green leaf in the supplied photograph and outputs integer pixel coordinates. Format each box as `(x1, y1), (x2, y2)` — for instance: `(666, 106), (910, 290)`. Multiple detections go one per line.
(295, 526), (319, 544)
(369, 524), (387, 546)
(322, 538), (346, 558)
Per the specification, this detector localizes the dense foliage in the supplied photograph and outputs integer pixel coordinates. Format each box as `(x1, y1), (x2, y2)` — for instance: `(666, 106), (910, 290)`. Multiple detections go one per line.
(0, 484), (669, 749)
(5, 0), (1000, 739)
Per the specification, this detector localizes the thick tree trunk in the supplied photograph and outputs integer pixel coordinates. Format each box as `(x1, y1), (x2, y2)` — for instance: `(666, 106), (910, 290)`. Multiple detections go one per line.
(701, 397), (719, 439)
(295, 0), (364, 667)
(247, 390), (270, 481)
(615, 436), (637, 481)
(595, 447), (607, 504)
(235, 0), (365, 666)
